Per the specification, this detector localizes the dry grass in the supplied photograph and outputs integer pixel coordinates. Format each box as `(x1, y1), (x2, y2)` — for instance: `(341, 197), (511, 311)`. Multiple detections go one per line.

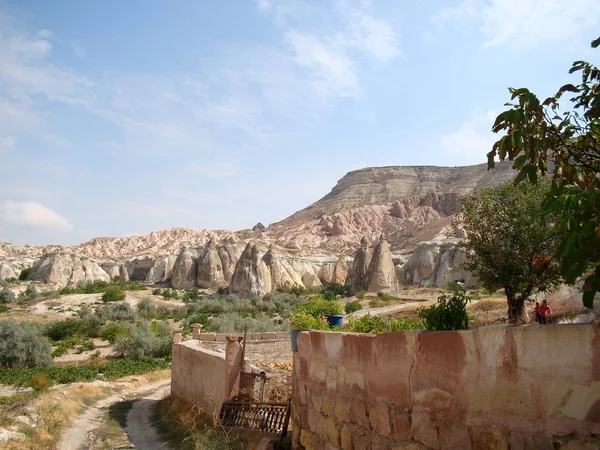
(468, 297), (506, 312)
(0, 383), (110, 450)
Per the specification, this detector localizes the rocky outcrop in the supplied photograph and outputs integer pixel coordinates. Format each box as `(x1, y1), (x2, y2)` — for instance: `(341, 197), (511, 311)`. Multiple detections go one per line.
(229, 244), (272, 298)
(218, 238), (241, 282)
(197, 242), (226, 288)
(145, 255), (178, 283)
(351, 237), (373, 293)
(119, 265), (129, 283)
(28, 252), (110, 288)
(0, 262), (18, 280)
(122, 255), (155, 281)
(263, 246), (304, 291)
(100, 262), (120, 280)
(171, 248), (202, 289)
(252, 223), (266, 232)
(332, 257), (348, 284)
(364, 235), (399, 292)
(396, 237), (477, 288)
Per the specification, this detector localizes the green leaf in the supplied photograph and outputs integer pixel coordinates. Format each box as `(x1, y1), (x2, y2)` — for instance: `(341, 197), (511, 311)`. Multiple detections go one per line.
(592, 37), (600, 48)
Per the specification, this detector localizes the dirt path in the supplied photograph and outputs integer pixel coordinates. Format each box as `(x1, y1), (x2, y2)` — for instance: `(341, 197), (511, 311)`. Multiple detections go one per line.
(125, 383), (172, 449)
(58, 380), (171, 450)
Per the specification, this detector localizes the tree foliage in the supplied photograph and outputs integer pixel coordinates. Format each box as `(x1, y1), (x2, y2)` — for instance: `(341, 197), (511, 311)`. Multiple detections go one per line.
(455, 181), (562, 322)
(0, 320), (52, 368)
(488, 36), (600, 308)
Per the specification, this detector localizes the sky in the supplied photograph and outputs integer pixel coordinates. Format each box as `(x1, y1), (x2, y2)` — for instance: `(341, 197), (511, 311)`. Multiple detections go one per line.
(0, 0), (599, 246)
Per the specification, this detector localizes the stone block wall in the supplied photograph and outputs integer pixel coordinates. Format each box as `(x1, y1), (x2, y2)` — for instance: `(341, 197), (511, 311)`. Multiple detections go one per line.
(292, 324), (600, 449)
(172, 341), (226, 415)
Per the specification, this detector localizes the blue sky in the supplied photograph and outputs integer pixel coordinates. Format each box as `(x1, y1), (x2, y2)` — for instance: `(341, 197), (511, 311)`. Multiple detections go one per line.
(0, 0), (599, 245)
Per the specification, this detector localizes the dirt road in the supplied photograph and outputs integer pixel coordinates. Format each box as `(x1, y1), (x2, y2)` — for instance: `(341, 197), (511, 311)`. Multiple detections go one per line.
(58, 380), (171, 450)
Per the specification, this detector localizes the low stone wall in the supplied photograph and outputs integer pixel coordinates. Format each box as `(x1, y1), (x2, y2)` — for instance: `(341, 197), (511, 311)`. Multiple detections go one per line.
(194, 331), (290, 341)
(171, 341), (227, 415)
(292, 324), (600, 449)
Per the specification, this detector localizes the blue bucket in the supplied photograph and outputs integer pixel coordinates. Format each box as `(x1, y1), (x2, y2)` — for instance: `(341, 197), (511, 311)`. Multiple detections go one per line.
(325, 314), (344, 329)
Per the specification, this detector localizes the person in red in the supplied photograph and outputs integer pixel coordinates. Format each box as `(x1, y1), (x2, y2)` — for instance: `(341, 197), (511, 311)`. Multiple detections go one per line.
(538, 300), (552, 324)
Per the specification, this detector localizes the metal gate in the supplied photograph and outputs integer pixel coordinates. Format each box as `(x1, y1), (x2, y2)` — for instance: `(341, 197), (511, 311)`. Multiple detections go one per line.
(219, 400), (291, 441)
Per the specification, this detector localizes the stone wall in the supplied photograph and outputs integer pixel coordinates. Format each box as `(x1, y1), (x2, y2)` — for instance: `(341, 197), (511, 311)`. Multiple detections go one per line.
(171, 341), (227, 415)
(292, 324), (600, 449)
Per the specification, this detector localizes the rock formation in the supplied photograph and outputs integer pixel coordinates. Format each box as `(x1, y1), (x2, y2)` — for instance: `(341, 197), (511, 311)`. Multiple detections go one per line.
(0, 262), (18, 280)
(145, 255), (178, 283)
(197, 241), (226, 288)
(364, 235), (399, 292)
(28, 252), (110, 288)
(397, 237), (477, 288)
(218, 237), (241, 282)
(229, 244), (272, 297)
(331, 257), (348, 284)
(351, 237), (373, 293)
(252, 223), (266, 232)
(171, 248), (202, 289)
(119, 265), (129, 283)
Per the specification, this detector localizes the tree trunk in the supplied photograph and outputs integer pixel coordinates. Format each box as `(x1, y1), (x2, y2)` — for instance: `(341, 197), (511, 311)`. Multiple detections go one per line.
(505, 287), (525, 324)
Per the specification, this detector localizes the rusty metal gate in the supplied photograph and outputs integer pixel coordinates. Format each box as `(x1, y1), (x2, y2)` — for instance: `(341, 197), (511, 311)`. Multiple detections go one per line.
(219, 400), (291, 443)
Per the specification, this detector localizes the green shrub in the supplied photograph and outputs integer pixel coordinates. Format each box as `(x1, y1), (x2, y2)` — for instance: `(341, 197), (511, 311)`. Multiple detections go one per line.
(322, 281), (351, 299)
(76, 340), (95, 353)
(369, 299), (383, 308)
(29, 373), (50, 392)
(0, 287), (15, 304)
(182, 289), (201, 302)
(96, 303), (135, 321)
(115, 322), (171, 359)
(0, 305), (7, 313)
(0, 320), (52, 368)
(418, 288), (471, 331)
(356, 291), (366, 300)
(347, 314), (423, 334)
(102, 285), (126, 303)
(377, 292), (393, 305)
(100, 357), (170, 379)
(137, 298), (157, 318)
(45, 319), (83, 341)
(100, 322), (129, 344)
(289, 312), (328, 330)
(345, 301), (363, 314)
(18, 268), (30, 281)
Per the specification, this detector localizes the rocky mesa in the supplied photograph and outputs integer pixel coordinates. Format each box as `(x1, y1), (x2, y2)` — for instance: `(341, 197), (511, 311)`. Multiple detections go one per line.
(1, 162), (516, 295)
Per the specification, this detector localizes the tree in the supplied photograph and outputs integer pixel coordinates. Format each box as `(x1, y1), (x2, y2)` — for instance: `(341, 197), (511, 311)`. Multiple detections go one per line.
(455, 181), (562, 323)
(488, 36), (600, 308)
(0, 320), (52, 368)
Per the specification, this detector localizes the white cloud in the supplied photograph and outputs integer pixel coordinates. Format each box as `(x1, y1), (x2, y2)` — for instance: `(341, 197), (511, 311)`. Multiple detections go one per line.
(285, 30), (360, 98)
(0, 136), (15, 154)
(0, 201), (73, 231)
(440, 110), (497, 164)
(432, 0), (600, 47)
(256, 0), (272, 12)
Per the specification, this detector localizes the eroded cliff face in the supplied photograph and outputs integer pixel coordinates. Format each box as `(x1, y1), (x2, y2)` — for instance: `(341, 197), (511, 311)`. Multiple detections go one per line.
(2, 162), (516, 291)
(28, 252), (111, 288)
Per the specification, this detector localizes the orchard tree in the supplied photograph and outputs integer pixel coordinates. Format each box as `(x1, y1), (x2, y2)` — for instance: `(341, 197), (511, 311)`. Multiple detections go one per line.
(488, 36), (600, 308)
(456, 181), (562, 323)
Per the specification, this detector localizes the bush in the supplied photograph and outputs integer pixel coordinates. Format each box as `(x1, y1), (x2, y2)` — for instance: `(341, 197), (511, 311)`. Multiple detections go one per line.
(377, 292), (393, 305)
(137, 298), (157, 319)
(100, 322), (129, 344)
(418, 288), (471, 331)
(45, 319), (84, 341)
(369, 299), (383, 308)
(289, 312), (328, 330)
(18, 268), (30, 281)
(0, 320), (52, 368)
(345, 301), (363, 314)
(347, 314), (423, 334)
(0, 287), (15, 304)
(115, 322), (171, 359)
(208, 312), (288, 333)
(96, 303), (135, 321)
(356, 291), (366, 300)
(29, 373), (50, 392)
(102, 285), (126, 303)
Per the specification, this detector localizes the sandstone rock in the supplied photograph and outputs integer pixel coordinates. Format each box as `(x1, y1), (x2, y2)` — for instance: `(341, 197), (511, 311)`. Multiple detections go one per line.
(197, 242), (226, 288)
(171, 248), (202, 289)
(332, 257), (348, 284)
(252, 223), (266, 232)
(122, 255), (155, 281)
(264, 246), (304, 291)
(100, 262), (120, 280)
(398, 237), (477, 288)
(0, 263), (17, 280)
(302, 272), (322, 289)
(330, 218), (344, 237)
(28, 252), (110, 288)
(145, 254), (178, 283)
(219, 239), (241, 282)
(318, 263), (336, 284)
(364, 235), (399, 292)
(351, 237), (373, 293)
(119, 265), (129, 283)
(229, 244), (272, 297)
